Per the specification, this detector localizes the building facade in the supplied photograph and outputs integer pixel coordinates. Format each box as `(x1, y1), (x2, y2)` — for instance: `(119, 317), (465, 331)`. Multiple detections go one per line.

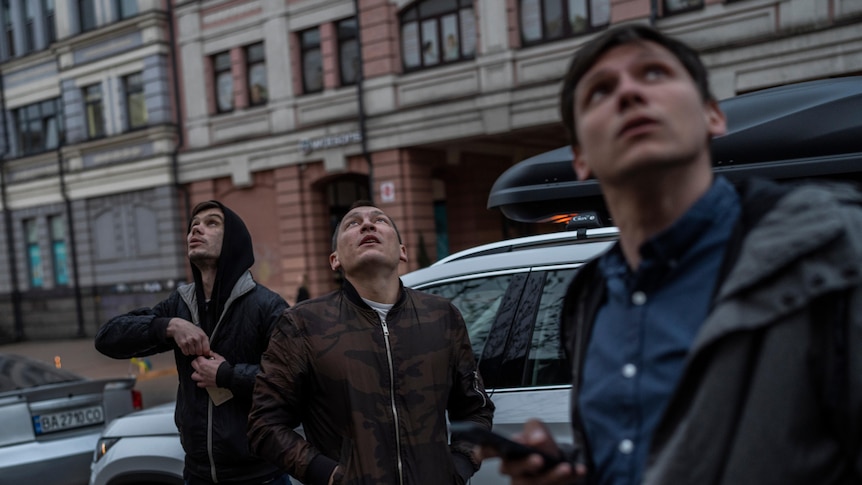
(0, 0), (184, 341)
(0, 0), (860, 341)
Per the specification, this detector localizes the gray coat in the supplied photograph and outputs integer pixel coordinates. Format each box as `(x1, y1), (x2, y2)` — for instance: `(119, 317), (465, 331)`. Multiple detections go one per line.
(563, 179), (862, 485)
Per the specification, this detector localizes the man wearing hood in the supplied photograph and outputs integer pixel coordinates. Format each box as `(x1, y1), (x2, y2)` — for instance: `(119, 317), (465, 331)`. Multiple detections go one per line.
(96, 200), (290, 485)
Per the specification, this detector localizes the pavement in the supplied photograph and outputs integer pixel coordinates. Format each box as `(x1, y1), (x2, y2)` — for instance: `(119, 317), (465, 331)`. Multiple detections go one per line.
(0, 337), (179, 408)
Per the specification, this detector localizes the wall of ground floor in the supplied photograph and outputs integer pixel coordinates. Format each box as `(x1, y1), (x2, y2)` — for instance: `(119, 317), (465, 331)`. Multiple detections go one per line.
(0, 143), (556, 342)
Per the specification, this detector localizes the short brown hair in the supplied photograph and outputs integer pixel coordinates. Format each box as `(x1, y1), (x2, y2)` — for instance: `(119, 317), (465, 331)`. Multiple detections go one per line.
(331, 200), (403, 252)
(188, 200), (222, 232)
(559, 24), (715, 146)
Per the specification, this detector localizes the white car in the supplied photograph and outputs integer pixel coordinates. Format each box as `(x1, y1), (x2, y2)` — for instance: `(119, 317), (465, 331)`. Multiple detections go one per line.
(90, 401), (183, 485)
(0, 352), (140, 485)
(402, 227), (618, 482)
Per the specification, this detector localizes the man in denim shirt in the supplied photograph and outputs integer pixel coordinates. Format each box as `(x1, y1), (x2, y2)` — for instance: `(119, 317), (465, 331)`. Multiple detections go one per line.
(487, 24), (862, 485)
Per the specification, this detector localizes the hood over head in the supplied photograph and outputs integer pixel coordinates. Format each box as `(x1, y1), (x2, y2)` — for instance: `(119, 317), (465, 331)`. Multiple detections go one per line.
(188, 200), (254, 331)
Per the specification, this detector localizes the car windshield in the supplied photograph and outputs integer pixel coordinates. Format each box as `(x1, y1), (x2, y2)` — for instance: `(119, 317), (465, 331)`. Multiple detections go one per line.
(0, 353), (82, 392)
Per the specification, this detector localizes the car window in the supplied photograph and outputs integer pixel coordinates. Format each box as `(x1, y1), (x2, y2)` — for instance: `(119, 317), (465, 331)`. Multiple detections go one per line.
(0, 354), (81, 392)
(524, 269), (576, 387)
(418, 273), (514, 358)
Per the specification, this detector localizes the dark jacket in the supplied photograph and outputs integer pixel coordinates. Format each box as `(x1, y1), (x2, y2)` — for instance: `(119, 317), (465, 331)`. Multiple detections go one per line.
(563, 178), (862, 484)
(95, 202), (288, 484)
(248, 280), (495, 485)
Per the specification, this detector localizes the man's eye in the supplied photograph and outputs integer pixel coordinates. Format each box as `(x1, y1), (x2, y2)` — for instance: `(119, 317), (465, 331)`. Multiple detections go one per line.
(347, 220), (359, 227)
(376, 217), (389, 224)
(585, 85), (609, 106)
(644, 66), (667, 81)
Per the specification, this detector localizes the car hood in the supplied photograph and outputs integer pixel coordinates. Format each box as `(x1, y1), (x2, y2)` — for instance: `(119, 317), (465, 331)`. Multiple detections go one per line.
(101, 401), (177, 438)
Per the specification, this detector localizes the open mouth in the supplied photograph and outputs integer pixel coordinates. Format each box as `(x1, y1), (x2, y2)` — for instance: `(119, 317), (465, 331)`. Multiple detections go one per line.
(360, 236), (380, 245)
(618, 116), (657, 138)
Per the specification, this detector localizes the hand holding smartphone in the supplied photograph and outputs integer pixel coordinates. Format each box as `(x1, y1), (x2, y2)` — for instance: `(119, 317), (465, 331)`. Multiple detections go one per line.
(449, 421), (564, 472)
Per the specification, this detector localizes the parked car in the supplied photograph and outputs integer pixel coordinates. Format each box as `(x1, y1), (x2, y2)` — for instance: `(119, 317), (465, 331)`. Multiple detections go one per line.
(90, 402), (308, 485)
(402, 226), (618, 483)
(0, 352), (141, 485)
(90, 401), (183, 485)
(89, 75), (862, 484)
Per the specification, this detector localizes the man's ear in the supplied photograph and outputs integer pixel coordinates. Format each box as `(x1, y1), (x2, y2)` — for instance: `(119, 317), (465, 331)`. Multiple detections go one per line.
(399, 244), (408, 264)
(705, 99), (727, 138)
(572, 146), (592, 181)
(329, 252), (341, 271)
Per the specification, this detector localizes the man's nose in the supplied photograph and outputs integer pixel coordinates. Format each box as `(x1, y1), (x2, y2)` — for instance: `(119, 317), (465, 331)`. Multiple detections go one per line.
(617, 74), (646, 111)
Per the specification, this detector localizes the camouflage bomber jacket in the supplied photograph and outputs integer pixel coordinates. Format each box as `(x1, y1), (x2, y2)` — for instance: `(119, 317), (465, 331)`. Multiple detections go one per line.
(248, 279), (495, 485)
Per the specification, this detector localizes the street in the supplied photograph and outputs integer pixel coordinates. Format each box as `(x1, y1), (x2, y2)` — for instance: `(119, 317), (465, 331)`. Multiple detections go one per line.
(0, 337), (178, 409)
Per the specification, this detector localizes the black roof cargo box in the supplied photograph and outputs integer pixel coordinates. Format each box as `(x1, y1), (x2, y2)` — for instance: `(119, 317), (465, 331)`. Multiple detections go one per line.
(489, 76), (862, 223)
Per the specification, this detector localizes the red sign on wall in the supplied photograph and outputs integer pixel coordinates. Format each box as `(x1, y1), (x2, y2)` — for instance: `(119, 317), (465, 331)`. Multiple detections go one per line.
(380, 181), (395, 203)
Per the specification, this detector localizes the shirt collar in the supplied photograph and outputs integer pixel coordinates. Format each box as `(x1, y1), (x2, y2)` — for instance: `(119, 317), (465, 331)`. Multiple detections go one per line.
(600, 176), (740, 278)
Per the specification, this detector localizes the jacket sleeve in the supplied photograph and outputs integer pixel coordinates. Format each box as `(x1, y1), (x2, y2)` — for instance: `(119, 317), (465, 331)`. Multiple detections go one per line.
(847, 287), (862, 478)
(94, 292), (180, 359)
(446, 303), (495, 481)
(248, 311), (337, 485)
(216, 290), (288, 399)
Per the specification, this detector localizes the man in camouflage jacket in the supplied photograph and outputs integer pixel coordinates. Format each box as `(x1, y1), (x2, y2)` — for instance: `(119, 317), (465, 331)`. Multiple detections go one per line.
(248, 201), (495, 485)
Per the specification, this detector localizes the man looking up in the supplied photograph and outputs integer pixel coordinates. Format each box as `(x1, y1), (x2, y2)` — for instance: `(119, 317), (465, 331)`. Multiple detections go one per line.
(489, 24), (862, 485)
(96, 200), (290, 485)
(248, 200), (495, 485)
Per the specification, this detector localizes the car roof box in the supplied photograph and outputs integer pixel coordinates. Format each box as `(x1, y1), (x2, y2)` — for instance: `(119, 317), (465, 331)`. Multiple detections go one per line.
(488, 76), (862, 223)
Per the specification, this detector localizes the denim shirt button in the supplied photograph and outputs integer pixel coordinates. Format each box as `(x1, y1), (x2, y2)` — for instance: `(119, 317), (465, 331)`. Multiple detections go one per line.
(618, 439), (634, 454)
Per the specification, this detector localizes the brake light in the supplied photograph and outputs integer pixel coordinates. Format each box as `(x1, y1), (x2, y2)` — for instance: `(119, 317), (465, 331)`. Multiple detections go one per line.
(131, 389), (143, 410)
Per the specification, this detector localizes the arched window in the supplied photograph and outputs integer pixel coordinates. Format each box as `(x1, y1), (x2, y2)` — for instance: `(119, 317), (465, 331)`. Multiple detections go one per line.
(519, 0), (610, 46)
(400, 0), (475, 72)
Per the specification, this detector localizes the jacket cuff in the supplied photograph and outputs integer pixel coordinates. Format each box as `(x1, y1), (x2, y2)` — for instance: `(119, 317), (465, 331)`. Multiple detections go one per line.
(215, 362), (234, 389)
(307, 454), (339, 485)
(452, 451), (477, 482)
(151, 317), (171, 343)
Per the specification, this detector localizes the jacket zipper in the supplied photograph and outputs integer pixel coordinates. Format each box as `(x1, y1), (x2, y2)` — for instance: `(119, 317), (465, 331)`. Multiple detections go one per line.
(472, 370), (487, 408)
(201, 276), (254, 483)
(380, 318), (405, 485)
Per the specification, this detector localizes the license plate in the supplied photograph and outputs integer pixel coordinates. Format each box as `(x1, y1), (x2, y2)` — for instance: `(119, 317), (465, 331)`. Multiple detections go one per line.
(33, 405), (105, 435)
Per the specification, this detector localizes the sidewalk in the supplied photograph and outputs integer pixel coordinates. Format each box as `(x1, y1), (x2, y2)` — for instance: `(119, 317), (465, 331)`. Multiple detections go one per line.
(0, 337), (178, 407)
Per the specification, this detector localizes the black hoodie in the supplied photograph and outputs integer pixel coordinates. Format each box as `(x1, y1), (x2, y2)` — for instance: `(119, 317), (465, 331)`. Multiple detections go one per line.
(189, 201), (255, 335)
(96, 201), (289, 483)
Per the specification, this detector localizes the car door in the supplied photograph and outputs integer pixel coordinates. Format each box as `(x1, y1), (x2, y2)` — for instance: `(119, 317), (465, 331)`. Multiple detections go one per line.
(415, 264), (579, 484)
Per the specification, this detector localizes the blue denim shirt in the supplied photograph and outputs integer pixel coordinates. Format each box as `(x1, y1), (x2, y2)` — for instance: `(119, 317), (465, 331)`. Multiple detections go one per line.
(578, 176), (741, 485)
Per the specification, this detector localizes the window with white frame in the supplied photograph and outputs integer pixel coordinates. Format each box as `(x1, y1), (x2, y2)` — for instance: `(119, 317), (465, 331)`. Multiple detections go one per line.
(15, 98), (64, 156)
(50, 215), (68, 286)
(116, 0), (137, 20)
(24, 219), (43, 288)
(24, 0), (35, 52)
(337, 17), (360, 86)
(84, 83), (104, 138)
(246, 43), (267, 106)
(78, 0), (96, 32)
(212, 51), (234, 112)
(520, 0), (610, 46)
(664, 0), (703, 14)
(43, 0), (55, 43)
(123, 72), (147, 130)
(3, 0), (15, 56)
(300, 28), (322, 93)
(400, 0), (476, 72)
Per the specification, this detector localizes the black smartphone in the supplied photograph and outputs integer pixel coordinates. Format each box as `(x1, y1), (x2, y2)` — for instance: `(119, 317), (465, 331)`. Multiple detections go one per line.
(449, 421), (563, 471)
